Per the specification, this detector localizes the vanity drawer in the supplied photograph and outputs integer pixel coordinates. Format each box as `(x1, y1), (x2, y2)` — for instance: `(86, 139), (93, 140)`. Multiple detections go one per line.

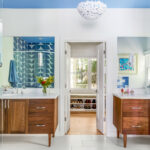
(28, 116), (52, 133)
(29, 99), (53, 104)
(123, 100), (149, 117)
(123, 117), (149, 134)
(29, 124), (51, 133)
(29, 103), (54, 115)
(29, 116), (53, 123)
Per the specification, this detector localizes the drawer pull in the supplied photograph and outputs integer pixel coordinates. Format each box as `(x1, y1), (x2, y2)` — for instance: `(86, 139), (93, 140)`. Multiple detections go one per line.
(36, 107), (46, 109)
(36, 124), (46, 127)
(131, 107), (142, 110)
(5, 100), (7, 109)
(132, 125), (141, 128)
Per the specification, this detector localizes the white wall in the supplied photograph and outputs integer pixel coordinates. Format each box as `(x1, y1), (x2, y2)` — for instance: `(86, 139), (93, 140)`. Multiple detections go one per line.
(0, 37), (13, 86)
(0, 22), (2, 65)
(0, 8), (150, 137)
(118, 37), (146, 89)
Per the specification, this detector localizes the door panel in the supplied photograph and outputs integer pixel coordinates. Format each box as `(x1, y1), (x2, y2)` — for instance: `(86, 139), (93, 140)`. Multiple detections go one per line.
(0, 100), (3, 134)
(0, 99), (2, 145)
(8, 100), (28, 134)
(96, 42), (105, 134)
(0, 100), (6, 134)
(64, 42), (71, 134)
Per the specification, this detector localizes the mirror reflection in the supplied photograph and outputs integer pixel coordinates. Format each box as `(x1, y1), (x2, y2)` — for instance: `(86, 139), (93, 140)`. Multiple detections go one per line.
(117, 37), (150, 92)
(0, 23), (2, 68)
(0, 37), (55, 89)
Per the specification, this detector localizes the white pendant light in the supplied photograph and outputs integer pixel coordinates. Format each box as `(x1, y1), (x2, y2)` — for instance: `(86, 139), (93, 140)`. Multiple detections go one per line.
(77, 0), (107, 20)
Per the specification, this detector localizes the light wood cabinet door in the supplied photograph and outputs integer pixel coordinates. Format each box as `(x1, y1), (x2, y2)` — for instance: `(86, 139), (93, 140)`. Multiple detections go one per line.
(0, 100), (7, 134)
(0, 99), (3, 133)
(7, 100), (28, 134)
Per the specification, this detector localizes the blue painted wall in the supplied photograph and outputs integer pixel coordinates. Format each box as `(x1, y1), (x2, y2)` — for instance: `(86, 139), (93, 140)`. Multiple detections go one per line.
(0, 1), (2, 8)
(1, 0), (150, 8)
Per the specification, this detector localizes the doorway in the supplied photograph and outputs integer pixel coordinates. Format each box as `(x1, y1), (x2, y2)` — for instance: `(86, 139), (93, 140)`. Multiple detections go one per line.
(64, 41), (106, 136)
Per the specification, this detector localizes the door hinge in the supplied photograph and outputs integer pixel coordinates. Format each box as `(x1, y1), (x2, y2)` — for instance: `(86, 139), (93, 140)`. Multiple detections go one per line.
(4, 100), (7, 109)
(104, 43), (106, 55)
(104, 50), (106, 55)
(65, 84), (67, 89)
(104, 117), (106, 121)
(64, 117), (67, 121)
(65, 50), (67, 55)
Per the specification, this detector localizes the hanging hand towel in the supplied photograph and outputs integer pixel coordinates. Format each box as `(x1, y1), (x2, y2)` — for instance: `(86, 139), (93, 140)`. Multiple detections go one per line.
(8, 60), (18, 87)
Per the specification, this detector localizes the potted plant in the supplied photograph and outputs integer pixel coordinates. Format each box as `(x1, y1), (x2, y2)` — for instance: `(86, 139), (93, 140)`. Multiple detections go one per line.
(36, 76), (54, 94)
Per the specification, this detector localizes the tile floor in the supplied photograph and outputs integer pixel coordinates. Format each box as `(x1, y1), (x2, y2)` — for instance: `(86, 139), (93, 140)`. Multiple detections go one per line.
(0, 135), (150, 150)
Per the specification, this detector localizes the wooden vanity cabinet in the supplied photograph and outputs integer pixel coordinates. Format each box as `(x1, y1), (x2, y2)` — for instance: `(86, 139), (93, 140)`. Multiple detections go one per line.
(113, 96), (150, 148)
(0, 97), (58, 147)
(8, 100), (28, 134)
(0, 100), (4, 133)
(0, 99), (28, 134)
(28, 98), (58, 146)
(0, 100), (8, 133)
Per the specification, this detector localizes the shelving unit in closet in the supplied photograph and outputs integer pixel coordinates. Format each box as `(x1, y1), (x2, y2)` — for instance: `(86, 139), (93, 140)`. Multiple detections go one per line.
(70, 94), (96, 112)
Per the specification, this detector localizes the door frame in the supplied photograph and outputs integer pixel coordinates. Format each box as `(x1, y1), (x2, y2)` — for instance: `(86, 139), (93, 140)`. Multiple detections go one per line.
(60, 38), (107, 135)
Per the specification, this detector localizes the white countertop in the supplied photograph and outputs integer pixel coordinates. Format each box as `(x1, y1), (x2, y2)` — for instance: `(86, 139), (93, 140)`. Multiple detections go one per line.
(70, 93), (96, 96)
(113, 93), (150, 99)
(0, 93), (58, 99)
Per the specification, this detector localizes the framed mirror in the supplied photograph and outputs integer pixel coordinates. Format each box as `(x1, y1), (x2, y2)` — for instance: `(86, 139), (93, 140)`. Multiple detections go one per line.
(0, 36), (55, 88)
(117, 37), (150, 89)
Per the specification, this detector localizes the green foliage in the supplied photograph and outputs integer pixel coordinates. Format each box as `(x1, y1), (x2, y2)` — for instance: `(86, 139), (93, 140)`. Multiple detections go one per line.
(36, 76), (54, 88)
(92, 60), (97, 73)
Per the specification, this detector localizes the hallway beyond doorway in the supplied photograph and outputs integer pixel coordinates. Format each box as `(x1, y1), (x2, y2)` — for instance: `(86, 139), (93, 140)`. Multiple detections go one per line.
(68, 112), (103, 135)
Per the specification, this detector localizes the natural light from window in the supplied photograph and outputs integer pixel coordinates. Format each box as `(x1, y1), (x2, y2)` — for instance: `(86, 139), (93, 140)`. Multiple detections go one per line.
(71, 58), (97, 90)
(146, 54), (150, 86)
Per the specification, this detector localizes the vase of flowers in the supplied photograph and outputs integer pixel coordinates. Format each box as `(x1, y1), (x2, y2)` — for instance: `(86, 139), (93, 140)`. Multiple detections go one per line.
(36, 76), (54, 94)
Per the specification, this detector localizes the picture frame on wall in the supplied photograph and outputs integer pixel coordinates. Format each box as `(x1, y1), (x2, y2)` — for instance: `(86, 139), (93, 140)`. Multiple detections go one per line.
(118, 53), (138, 74)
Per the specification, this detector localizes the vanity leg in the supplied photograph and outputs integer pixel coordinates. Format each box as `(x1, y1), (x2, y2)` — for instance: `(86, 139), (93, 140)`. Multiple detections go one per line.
(117, 129), (120, 138)
(48, 133), (51, 147)
(123, 134), (127, 148)
(52, 133), (55, 138)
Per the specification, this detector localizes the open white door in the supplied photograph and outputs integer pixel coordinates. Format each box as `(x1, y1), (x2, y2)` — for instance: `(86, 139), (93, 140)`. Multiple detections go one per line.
(96, 42), (106, 134)
(64, 42), (71, 134)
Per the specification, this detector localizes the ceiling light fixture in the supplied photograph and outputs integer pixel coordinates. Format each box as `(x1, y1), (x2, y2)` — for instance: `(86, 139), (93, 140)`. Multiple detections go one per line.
(77, 0), (107, 20)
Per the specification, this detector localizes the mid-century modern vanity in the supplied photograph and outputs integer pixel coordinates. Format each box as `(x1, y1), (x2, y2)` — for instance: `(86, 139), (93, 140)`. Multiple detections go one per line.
(113, 94), (150, 148)
(0, 94), (58, 147)
(0, 36), (58, 147)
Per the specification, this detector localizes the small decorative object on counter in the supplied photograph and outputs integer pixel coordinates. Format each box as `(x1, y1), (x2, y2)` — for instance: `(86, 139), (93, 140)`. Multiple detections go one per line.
(36, 76), (54, 94)
(124, 91), (128, 95)
(130, 89), (134, 95)
(124, 85), (129, 95)
(121, 88), (124, 95)
(126, 89), (130, 95)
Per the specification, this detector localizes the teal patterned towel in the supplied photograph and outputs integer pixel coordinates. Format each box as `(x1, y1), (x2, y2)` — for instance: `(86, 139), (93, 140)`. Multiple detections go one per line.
(8, 60), (18, 87)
